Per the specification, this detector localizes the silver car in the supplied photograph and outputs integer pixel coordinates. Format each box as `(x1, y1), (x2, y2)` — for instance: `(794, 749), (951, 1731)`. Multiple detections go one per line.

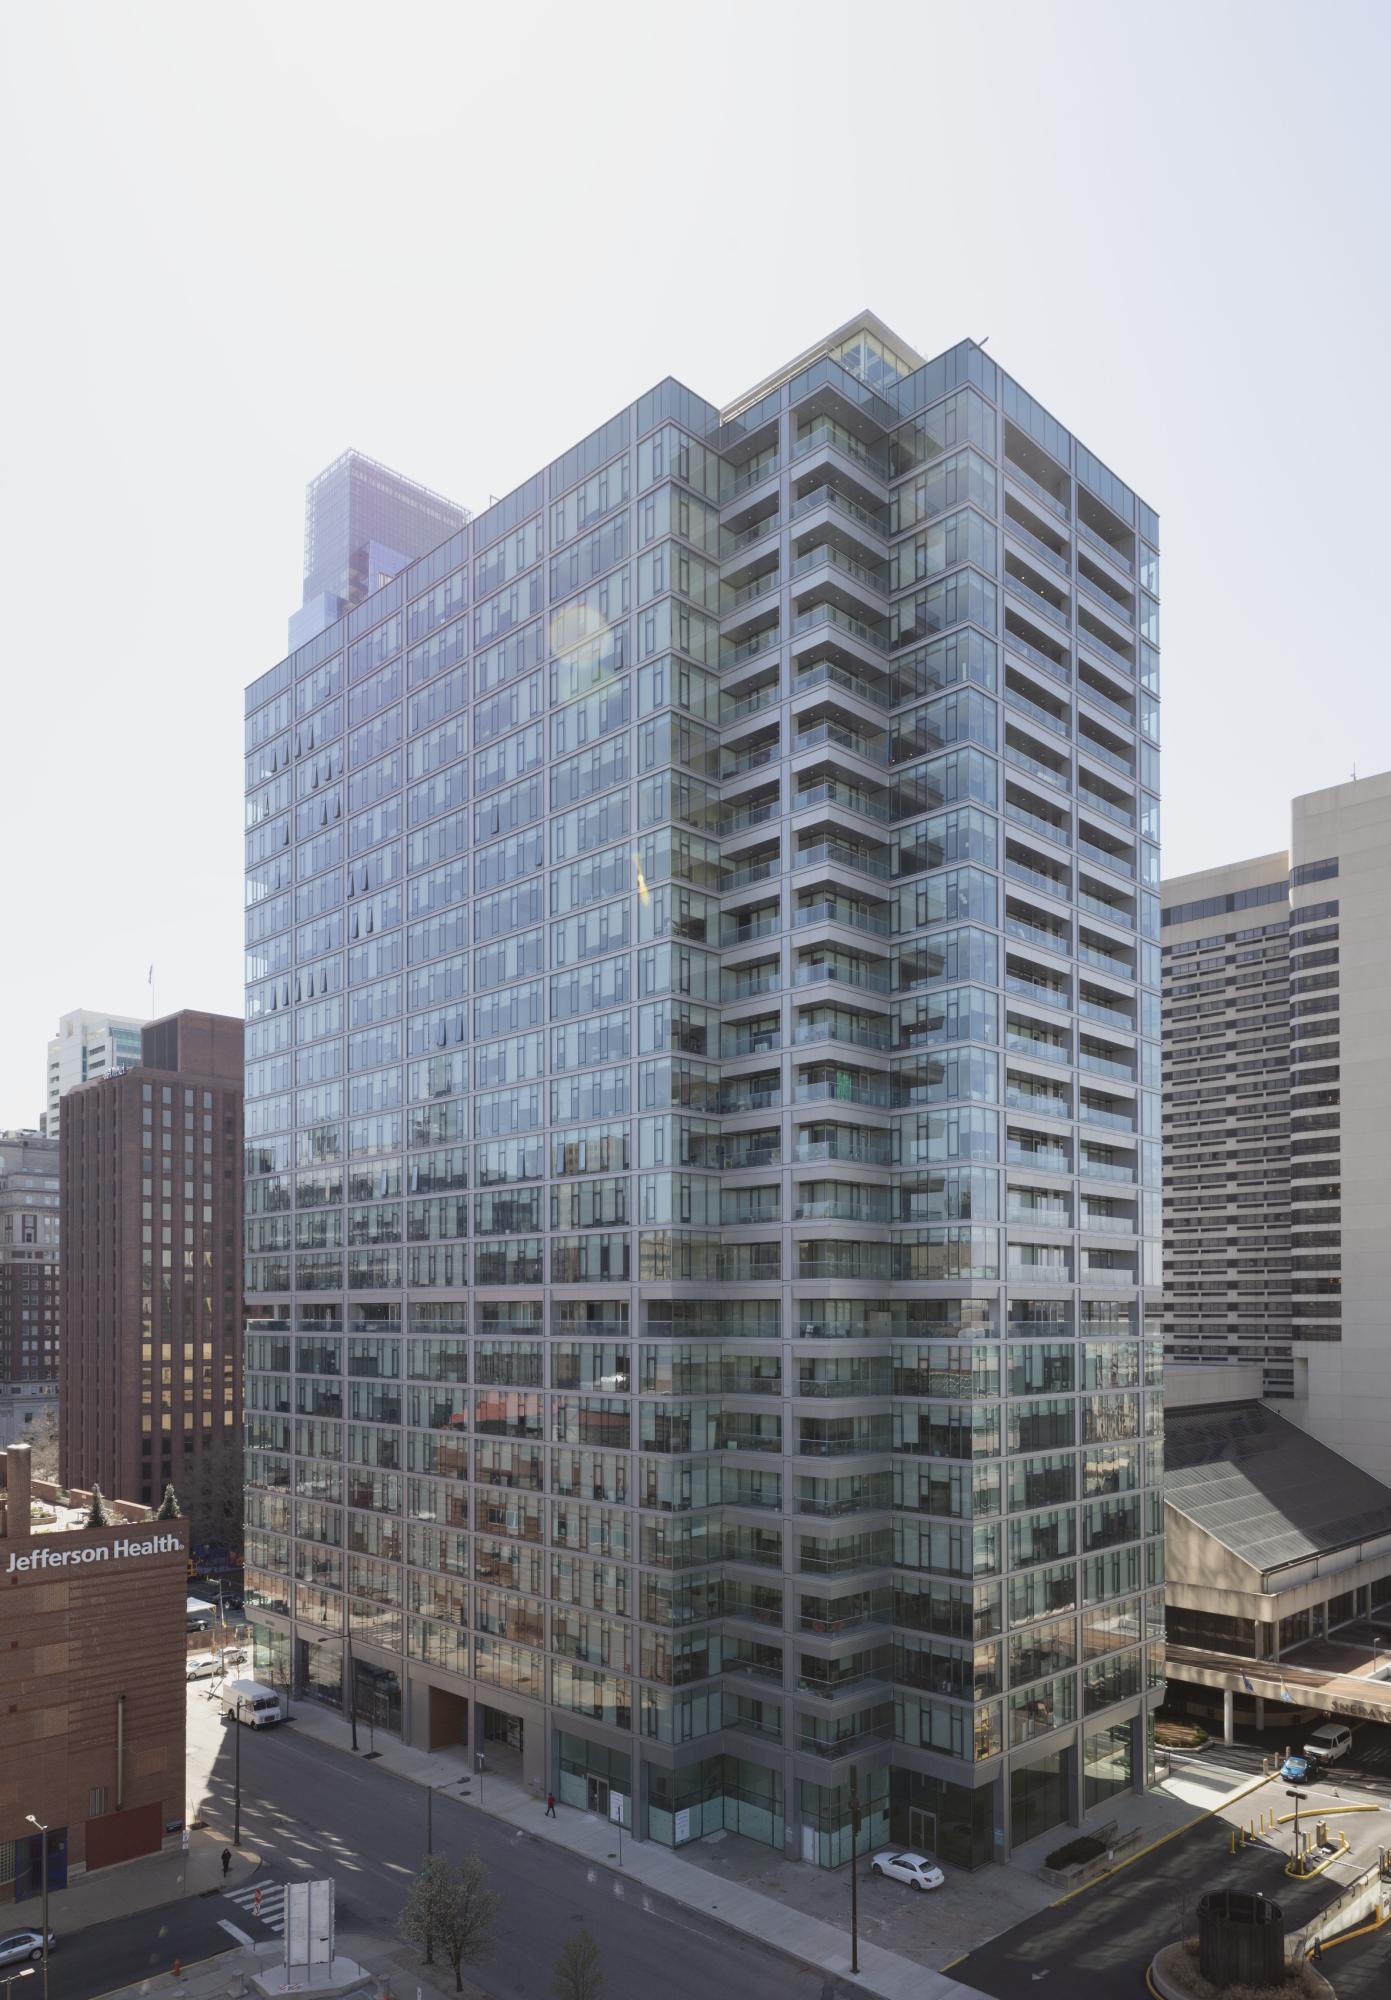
(871, 1849), (945, 1891)
(0, 1930), (56, 1965)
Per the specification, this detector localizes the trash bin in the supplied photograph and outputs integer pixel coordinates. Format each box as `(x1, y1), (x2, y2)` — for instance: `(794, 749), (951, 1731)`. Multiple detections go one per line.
(1316, 1821), (1329, 1848)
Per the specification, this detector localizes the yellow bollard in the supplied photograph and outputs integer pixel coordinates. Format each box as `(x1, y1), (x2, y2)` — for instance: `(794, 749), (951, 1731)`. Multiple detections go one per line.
(1230, 1829), (1237, 1855)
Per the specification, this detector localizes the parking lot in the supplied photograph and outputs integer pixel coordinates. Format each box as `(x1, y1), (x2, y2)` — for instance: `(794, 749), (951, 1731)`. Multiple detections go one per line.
(947, 1763), (1391, 2000)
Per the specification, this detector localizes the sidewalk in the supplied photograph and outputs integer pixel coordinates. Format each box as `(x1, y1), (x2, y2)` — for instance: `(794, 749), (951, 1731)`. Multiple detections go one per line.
(39, 1828), (261, 1938)
(277, 1702), (979, 2000)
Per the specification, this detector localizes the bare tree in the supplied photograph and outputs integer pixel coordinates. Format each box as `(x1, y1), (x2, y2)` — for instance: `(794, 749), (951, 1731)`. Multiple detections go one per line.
(553, 1927), (605, 2000)
(398, 1848), (501, 1994)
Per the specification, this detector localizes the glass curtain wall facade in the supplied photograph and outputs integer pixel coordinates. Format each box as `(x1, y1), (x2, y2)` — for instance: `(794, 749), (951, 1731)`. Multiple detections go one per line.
(243, 317), (1164, 1868)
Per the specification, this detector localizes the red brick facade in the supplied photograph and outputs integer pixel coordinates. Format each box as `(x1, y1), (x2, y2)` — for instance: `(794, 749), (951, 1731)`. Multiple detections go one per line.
(0, 1446), (188, 1899)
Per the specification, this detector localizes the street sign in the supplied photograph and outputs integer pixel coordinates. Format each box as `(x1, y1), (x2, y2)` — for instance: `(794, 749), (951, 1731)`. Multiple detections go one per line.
(180, 1828), (190, 1852)
(285, 1878), (335, 1969)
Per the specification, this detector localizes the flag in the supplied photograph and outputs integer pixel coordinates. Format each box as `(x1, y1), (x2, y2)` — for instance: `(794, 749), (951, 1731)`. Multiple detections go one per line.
(1242, 1675), (1255, 1694)
(1280, 1686), (1294, 1704)
(148, 964), (154, 984)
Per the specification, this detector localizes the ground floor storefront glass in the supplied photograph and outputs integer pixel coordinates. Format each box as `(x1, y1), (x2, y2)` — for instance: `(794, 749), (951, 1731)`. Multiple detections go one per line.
(556, 1730), (632, 1820)
(1009, 1745), (1071, 1847)
(797, 1769), (889, 1868)
(645, 1755), (783, 1851)
(251, 1620), (289, 1689)
(1083, 1720), (1132, 1811)
(889, 1767), (995, 1871)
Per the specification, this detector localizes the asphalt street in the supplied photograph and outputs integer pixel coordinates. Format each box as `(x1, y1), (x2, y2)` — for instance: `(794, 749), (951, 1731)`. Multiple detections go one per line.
(46, 1895), (231, 2000)
(949, 1773), (1391, 2000)
(188, 1716), (853, 2000)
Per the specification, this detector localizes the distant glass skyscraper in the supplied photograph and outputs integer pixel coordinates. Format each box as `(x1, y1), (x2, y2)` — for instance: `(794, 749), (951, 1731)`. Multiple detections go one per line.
(290, 450), (470, 650)
(244, 314), (1164, 1869)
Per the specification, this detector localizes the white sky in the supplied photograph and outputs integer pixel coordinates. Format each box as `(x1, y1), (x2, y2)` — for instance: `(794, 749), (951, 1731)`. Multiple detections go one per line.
(2, 0), (1389, 1128)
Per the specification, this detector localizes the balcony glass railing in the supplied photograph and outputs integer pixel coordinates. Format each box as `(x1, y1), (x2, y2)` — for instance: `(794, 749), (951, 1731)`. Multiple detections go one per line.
(727, 570), (781, 612)
(730, 455), (780, 495)
(1078, 996), (1133, 1029)
(794, 1019), (891, 1054)
(1076, 733), (1134, 779)
(1004, 455), (1071, 521)
(1006, 799), (1070, 848)
(1080, 1049), (1135, 1082)
(1005, 973), (1068, 1009)
(1078, 1157), (1136, 1184)
(794, 719), (889, 766)
(723, 680), (781, 724)
(1005, 917), (1070, 957)
(793, 958), (891, 995)
(791, 484), (889, 539)
(1007, 1146), (1070, 1174)
(723, 739), (780, 778)
(1076, 783), (1134, 828)
(793, 544), (888, 598)
(1007, 1032), (1069, 1065)
(1078, 619), (1135, 674)
(793, 421), (889, 478)
(1077, 517), (1134, 572)
(722, 797), (780, 835)
(1077, 572), (1135, 624)
(1005, 682), (1070, 739)
(1077, 890), (1134, 928)
(794, 899), (890, 937)
(1076, 940), (1132, 975)
(1077, 836), (1134, 878)
(1006, 572), (1072, 633)
(1004, 623), (1071, 685)
(794, 778), (893, 825)
(794, 1074), (891, 1109)
(1078, 1101), (1135, 1132)
(795, 657), (895, 712)
(1077, 677), (1134, 728)
(727, 511), (780, 551)
(725, 627), (782, 667)
(794, 601), (890, 655)
(1004, 511), (1070, 575)
(794, 839), (891, 882)
(1005, 857), (1071, 901)
(1005, 742), (1071, 792)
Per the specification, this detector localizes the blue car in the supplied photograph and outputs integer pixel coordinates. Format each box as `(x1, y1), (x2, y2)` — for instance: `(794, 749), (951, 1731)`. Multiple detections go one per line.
(1280, 1755), (1310, 1783)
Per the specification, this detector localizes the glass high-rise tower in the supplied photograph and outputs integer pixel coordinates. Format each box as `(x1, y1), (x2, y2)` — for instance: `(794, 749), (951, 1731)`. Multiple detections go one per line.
(243, 314), (1164, 1869)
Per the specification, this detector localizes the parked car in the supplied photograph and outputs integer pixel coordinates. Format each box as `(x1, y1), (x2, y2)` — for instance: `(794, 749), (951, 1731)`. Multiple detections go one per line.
(0, 1930), (55, 1966)
(1280, 1754), (1310, 1783)
(186, 1652), (221, 1681)
(1303, 1722), (1353, 1767)
(870, 1850), (944, 1892)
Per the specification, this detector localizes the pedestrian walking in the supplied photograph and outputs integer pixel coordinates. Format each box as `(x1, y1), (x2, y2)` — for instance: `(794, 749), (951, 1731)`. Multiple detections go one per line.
(545, 1792), (557, 1817)
(221, 1847), (232, 1879)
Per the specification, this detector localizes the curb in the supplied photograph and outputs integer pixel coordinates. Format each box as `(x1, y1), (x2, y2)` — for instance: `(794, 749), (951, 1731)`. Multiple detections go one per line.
(287, 1723), (941, 2000)
(1050, 1769), (1274, 1907)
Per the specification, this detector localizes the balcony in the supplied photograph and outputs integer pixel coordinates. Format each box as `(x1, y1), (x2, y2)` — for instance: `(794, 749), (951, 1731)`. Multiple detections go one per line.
(793, 898), (891, 939)
(793, 955), (890, 995)
(1004, 613), (1071, 685)
(794, 601), (890, 656)
(729, 454), (779, 497)
(1005, 795), (1071, 848)
(791, 483), (889, 542)
(794, 838), (891, 883)
(793, 421), (889, 479)
(1005, 558), (1071, 634)
(1004, 505), (1070, 576)
(794, 777), (894, 826)
(1003, 443), (1070, 521)
(795, 656), (895, 712)
(792, 543), (888, 599)
(794, 717), (889, 767)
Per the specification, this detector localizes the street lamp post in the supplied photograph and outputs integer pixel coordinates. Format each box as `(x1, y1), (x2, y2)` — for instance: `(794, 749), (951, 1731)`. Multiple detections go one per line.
(0, 1966), (35, 1998)
(233, 1698), (244, 1844)
(346, 1600), (358, 1754)
(22, 1816), (48, 2000)
(848, 1768), (862, 1977)
(1287, 1788), (1307, 1874)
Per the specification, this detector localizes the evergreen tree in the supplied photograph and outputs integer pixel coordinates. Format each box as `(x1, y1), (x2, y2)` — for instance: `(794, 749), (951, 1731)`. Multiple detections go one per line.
(86, 1485), (112, 1528)
(156, 1484), (181, 1520)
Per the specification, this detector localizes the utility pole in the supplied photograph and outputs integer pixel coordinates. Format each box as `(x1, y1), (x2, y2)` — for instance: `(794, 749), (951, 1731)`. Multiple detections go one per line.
(347, 1602), (358, 1753)
(848, 1768), (862, 1976)
(23, 1816), (48, 2000)
(424, 1785), (435, 1967)
(234, 1699), (243, 1845)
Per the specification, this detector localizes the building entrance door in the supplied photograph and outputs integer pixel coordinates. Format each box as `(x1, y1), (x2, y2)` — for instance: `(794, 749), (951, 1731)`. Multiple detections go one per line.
(910, 1808), (937, 1855)
(588, 1776), (610, 1818)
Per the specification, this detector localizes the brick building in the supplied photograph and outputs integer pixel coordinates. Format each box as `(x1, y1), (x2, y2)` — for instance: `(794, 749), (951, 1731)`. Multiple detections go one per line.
(59, 1011), (244, 1510)
(0, 1130), (60, 1389)
(0, 1442), (188, 1900)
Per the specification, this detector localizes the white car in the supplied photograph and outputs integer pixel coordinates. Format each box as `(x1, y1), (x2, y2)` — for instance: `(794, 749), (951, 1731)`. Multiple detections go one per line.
(871, 1849), (944, 1891)
(186, 1652), (221, 1680)
(0, 1930), (55, 1966)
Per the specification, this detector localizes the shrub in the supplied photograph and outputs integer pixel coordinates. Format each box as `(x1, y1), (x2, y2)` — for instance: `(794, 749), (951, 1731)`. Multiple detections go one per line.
(1044, 1834), (1108, 1869)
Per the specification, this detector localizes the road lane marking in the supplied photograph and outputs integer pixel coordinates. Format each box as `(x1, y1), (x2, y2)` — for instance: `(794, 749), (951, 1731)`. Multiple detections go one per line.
(219, 1920), (255, 1945)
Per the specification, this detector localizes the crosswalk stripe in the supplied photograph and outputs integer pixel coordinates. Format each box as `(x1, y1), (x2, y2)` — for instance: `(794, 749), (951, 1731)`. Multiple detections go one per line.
(223, 1881), (286, 1931)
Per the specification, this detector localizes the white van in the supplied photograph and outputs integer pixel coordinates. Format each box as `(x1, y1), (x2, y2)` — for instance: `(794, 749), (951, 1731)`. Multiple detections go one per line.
(1303, 1721), (1353, 1767)
(220, 1678), (283, 1727)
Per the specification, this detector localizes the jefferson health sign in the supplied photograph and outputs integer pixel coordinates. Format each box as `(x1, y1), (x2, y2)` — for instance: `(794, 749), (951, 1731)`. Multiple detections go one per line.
(6, 1531), (182, 1573)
